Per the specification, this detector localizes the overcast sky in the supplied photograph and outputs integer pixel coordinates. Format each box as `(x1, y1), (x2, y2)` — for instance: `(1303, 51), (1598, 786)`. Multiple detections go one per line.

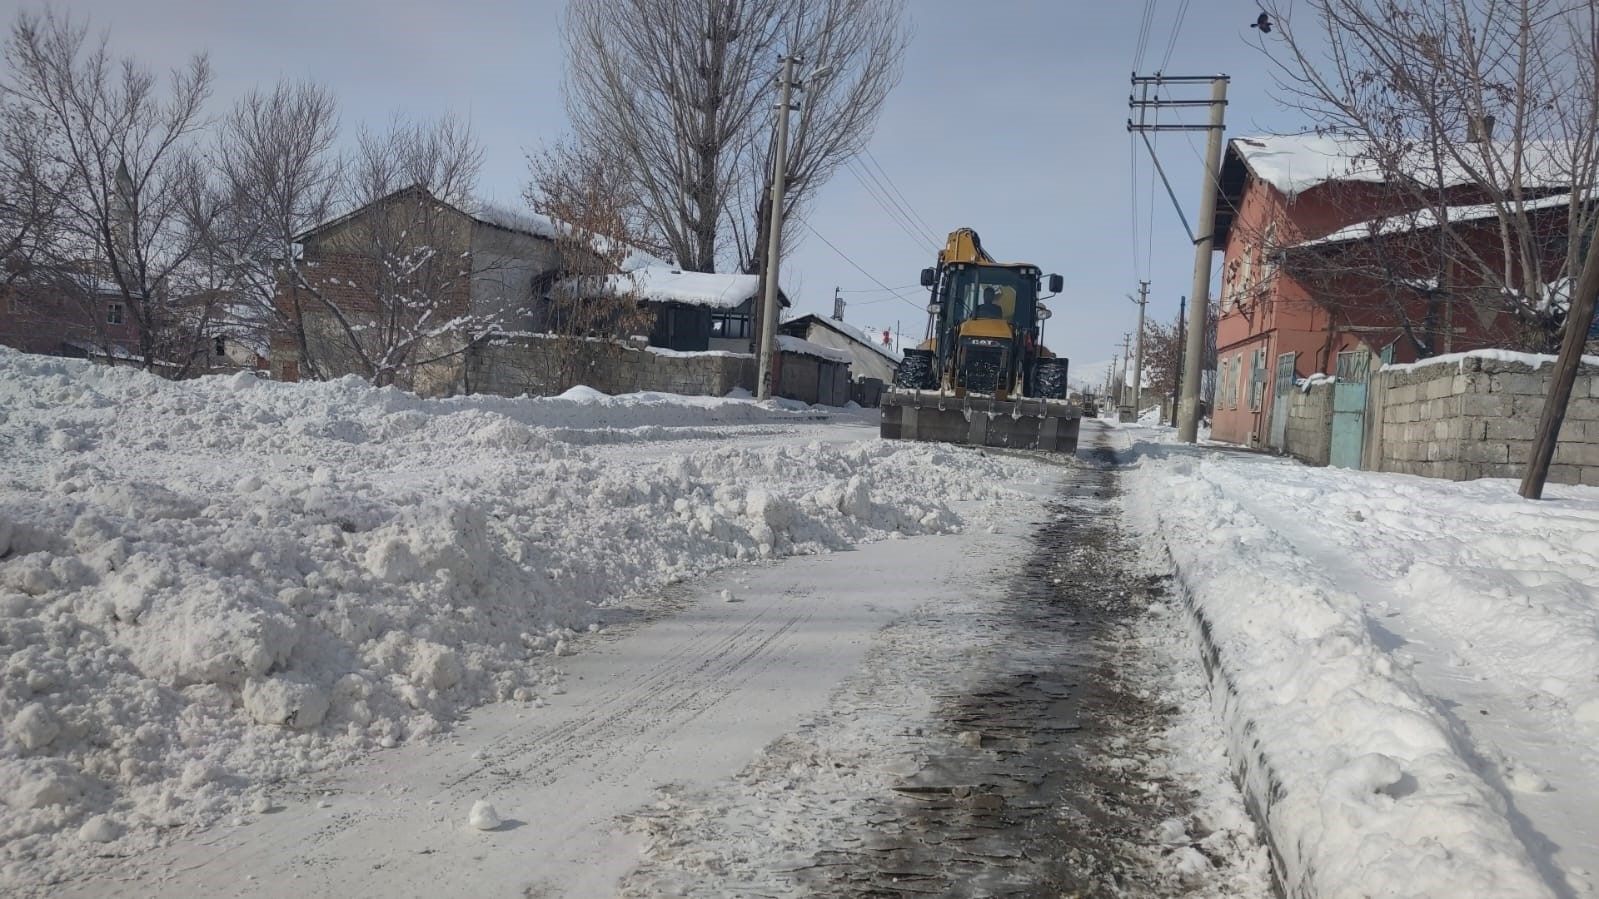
(25, 0), (1310, 387)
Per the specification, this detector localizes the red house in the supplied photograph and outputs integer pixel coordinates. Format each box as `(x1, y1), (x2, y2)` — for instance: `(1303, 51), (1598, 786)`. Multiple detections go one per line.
(1208, 134), (1577, 448)
(0, 273), (144, 362)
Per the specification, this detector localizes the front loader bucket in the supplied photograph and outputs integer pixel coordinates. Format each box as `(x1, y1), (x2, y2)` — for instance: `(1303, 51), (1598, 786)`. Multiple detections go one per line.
(880, 390), (1080, 453)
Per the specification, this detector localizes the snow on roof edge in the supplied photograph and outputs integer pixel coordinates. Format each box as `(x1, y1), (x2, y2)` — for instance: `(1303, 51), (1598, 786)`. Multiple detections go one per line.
(776, 334), (852, 365)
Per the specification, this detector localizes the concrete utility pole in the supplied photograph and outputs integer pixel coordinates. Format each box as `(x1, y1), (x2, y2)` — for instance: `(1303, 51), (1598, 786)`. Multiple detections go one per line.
(1171, 295), (1186, 427)
(832, 286), (844, 321)
(756, 55), (799, 402)
(1119, 332), (1133, 407)
(1129, 73), (1229, 443)
(1130, 280), (1149, 414)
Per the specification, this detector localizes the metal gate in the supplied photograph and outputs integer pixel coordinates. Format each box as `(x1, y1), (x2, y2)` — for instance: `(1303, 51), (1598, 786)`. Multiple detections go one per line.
(1330, 350), (1371, 469)
(1269, 352), (1296, 449)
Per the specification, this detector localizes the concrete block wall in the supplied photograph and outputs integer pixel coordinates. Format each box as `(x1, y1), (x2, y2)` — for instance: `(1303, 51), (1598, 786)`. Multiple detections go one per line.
(467, 334), (755, 399)
(1282, 380), (1334, 467)
(1369, 355), (1599, 486)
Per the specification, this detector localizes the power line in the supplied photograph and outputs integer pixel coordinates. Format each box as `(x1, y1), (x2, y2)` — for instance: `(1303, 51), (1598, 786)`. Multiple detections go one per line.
(1158, 0), (1193, 71)
(801, 221), (925, 314)
(845, 160), (938, 253)
(838, 284), (921, 293)
(847, 158), (940, 250)
(1133, 0), (1160, 69)
(862, 149), (940, 241)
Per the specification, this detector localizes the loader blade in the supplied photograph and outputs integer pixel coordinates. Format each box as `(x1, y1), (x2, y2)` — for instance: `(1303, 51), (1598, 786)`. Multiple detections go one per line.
(879, 390), (1080, 453)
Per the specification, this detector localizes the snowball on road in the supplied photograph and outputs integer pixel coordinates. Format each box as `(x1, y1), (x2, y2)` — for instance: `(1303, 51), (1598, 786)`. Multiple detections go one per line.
(1115, 422), (1599, 899)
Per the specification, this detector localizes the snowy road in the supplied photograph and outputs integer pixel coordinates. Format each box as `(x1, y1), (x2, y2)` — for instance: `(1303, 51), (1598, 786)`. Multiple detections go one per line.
(63, 522), (1034, 898)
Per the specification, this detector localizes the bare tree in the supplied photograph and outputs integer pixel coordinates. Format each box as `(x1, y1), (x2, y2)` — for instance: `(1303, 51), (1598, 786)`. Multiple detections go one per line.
(290, 114), (491, 389)
(501, 138), (656, 393)
(0, 84), (65, 286)
(213, 79), (342, 379)
(562, 0), (907, 277)
(1258, 0), (1599, 349)
(2, 8), (219, 372)
(733, 0), (909, 275)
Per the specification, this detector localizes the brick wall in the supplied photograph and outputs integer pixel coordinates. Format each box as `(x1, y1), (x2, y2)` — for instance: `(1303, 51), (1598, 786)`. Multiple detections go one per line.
(1367, 355), (1599, 486)
(1282, 379), (1334, 467)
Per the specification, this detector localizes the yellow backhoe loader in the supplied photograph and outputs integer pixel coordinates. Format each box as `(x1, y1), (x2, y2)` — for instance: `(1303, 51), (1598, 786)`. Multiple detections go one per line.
(880, 228), (1080, 452)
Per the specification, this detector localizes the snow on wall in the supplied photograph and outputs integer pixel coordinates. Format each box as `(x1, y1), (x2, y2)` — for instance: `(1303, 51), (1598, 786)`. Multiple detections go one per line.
(0, 346), (1043, 889)
(1379, 347), (1599, 375)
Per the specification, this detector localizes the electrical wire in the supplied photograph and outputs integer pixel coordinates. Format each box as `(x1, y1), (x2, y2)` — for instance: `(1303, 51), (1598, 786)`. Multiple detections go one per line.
(801, 221), (926, 314)
(1158, 0), (1192, 72)
(862, 149), (940, 242)
(1133, 0), (1160, 70)
(845, 161), (938, 253)
(838, 284), (921, 293)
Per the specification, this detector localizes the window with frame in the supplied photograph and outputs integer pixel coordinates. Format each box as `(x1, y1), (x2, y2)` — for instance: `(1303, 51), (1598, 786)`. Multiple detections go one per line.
(214, 335), (227, 357)
(710, 311), (750, 339)
(1233, 353), (1245, 409)
(1219, 358), (1232, 410)
(107, 302), (124, 325)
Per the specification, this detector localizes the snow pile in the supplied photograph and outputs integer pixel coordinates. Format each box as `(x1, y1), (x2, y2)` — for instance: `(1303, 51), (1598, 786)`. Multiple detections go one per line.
(1120, 436), (1599, 897)
(0, 347), (1033, 889)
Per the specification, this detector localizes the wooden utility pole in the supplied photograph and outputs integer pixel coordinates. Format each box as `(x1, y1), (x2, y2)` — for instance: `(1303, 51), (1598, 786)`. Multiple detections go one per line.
(1130, 73), (1228, 442)
(1131, 280), (1149, 414)
(1520, 227), (1599, 498)
(832, 286), (845, 321)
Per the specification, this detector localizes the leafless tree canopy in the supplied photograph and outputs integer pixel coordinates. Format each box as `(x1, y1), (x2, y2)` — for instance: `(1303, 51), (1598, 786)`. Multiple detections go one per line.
(562, 0), (908, 275)
(213, 80), (341, 375)
(1258, 0), (1599, 347)
(3, 8), (220, 373)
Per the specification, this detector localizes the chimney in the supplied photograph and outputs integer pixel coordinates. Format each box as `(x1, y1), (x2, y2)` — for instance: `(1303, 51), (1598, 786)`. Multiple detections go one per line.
(1466, 114), (1496, 143)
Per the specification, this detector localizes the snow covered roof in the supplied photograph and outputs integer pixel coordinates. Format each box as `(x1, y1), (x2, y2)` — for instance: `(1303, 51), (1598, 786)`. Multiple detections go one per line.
(776, 334), (852, 365)
(1230, 134), (1580, 199)
(1295, 191), (1581, 249)
(464, 199), (561, 240)
(781, 314), (904, 364)
(604, 266), (786, 310)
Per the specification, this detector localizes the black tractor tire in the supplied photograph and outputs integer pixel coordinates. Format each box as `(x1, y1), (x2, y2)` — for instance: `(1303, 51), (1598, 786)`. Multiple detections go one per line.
(894, 349), (937, 389)
(1034, 358), (1069, 399)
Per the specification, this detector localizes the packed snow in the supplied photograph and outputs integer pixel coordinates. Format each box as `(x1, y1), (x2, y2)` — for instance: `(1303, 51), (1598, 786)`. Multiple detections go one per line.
(0, 347), (1037, 891)
(1114, 423), (1599, 898)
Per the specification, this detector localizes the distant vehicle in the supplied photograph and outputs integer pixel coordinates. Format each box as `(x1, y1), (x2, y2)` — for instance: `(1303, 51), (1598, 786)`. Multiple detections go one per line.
(880, 228), (1080, 453)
